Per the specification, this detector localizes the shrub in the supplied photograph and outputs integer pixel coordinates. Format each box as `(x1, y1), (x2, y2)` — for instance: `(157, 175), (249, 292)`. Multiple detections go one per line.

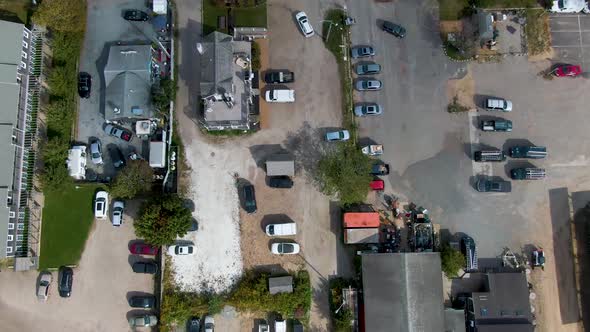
(441, 245), (465, 278)
(447, 95), (469, 113)
(110, 160), (154, 199)
(134, 195), (193, 246)
(251, 42), (261, 71)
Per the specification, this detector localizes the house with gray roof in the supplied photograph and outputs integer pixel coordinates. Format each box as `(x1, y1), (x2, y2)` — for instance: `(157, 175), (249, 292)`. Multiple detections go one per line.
(467, 272), (534, 331)
(104, 44), (154, 121)
(0, 19), (42, 261)
(361, 252), (445, 332)
(200, 31), (253, 131)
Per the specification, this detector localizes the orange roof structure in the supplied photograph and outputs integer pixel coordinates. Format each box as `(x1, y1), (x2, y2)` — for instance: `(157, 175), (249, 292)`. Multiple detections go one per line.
(343, 212), (380, 228)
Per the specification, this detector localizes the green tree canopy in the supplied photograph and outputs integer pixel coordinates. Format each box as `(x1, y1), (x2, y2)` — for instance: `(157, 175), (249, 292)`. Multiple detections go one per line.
(317, 144), (373, 206)
(33, 0), (86, 32)
(441, 245), (465, 278)
(110, 160), (154, 199)
(134, 195), (192, 246)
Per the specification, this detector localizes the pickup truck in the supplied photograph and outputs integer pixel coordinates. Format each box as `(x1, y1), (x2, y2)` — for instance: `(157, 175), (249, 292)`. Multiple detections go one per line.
(265, 89), (295, 103)
(509, 146), (547, 159)
(510, 168), (546, 180)
(264, 71), (294, 84)
(370, 163), (390, 175)
(481, 120), (512, 132)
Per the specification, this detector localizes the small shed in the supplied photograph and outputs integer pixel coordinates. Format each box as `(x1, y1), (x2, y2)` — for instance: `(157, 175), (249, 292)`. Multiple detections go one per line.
(268, 276), (293, 295)
(265, 154), (294, 176)
(66, 146), (87, 180)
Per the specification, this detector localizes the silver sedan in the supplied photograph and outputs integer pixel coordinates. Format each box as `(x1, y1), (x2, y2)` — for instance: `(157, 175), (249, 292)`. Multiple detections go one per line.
(354, 103), (383, 116)
(355, 79), (382, 91)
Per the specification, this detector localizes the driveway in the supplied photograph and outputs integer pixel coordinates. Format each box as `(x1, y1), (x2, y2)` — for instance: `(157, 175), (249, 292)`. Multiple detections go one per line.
(0, 201), (155, 332)
(174, 0), (351, 329)
(550, 14), (590, 65)
(79, 0), (161, 178)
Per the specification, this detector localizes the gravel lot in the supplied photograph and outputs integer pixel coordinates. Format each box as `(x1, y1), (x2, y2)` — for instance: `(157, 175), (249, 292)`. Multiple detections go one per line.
(0, 201), (155, 332)
(174, 0), (351, 328)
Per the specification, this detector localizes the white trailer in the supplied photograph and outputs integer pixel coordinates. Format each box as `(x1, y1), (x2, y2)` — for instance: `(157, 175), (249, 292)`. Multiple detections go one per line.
(66, 146), (87, 180)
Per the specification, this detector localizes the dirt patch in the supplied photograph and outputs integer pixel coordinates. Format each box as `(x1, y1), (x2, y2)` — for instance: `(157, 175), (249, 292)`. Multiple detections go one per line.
(528, 48), (555, 63)
(446, 68), (475, 110)
(525, 9), (551, 56)
(440, 20), (463, 34)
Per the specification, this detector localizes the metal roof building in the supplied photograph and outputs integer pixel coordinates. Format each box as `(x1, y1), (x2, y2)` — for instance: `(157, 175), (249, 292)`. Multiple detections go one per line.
(0, 19), (39, 260)
(265, 154), (295, 176)
(361, 252), (445, 332)
(268, 276), (293, 295)
(104, 44), (154, 121)
(469, 273), (534, 331)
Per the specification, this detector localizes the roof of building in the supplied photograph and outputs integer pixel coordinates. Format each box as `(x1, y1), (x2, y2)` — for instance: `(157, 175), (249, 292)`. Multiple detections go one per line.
(0, 125), (15, 187)
(472, 273), (533, 326)
(266, 154), (295, 176)
(0, 187), (9, 257)
(0, 21), (25, 65)
(362, 252), (445, 332)
(268, 276), (293, 294)
(476, 326), (534, 332)
(0, 21), (23, 125)
(444, 308), (466, 332)
(200, 31), (234, 98)
(104, 44), (153, 120)
(343, 212), (380, 228)
(478, 10), (494, 40)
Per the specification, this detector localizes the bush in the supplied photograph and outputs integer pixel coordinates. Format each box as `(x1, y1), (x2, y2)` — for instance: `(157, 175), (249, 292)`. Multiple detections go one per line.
(134, 195), (193, 246)
(110, 160), (154, 199)
(317, 144), (373, 206)
(152, 78), (177, 114)
(33, 0), (87, 32)
(334, 308), (354, 332)
(447, 95), (469, 113)
(251, 42), (261, 71)
(227, 270), (311, 318)
(441, 245), (465, 278)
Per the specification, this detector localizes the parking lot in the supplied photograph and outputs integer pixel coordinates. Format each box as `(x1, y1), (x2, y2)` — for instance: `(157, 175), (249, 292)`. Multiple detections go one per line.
(0, 203), (155, 331)
(79, 0), (168, 178)
(550, 14), (590, 65)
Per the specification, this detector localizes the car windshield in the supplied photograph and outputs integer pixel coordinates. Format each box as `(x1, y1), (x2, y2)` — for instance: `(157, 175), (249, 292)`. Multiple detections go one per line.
(96, 201), (104, 209)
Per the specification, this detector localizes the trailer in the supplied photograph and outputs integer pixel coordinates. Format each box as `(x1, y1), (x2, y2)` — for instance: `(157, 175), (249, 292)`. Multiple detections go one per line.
(344, 228), (380, 244)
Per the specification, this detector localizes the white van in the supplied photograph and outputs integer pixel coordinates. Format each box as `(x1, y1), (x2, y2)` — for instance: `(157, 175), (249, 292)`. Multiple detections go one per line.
(274, 320), (287, 332)
(265, 89), (295, 103)
(485, 98), (512, 112)
(265, 223), (297, 236)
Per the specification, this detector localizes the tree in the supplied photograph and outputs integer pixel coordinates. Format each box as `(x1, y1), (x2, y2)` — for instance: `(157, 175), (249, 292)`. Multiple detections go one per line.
(33, 0), (86, 32)
(317, 144), (373, 206)
(42, 137), (69, 166)
(110, 160), (154, 199)
(134, 195), (192, 246)
(48, 66), (75, 97)
(441, 245), (465, 278)
(41, 164), (72, 191)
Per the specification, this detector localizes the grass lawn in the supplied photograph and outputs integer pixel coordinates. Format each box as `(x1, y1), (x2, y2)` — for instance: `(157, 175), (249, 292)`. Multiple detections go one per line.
(0, 0), (31, 24)
(525, 8), (550, 56)
(202, 0), (267, 35)
(477, 0), (539, 8)
(39, 184), (104, 269)
(439, 0), (468, 21)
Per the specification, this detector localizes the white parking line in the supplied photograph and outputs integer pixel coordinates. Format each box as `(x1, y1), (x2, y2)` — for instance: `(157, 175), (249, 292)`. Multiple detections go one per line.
(578, 15), (586, 68)
(468, 112), (493, 177)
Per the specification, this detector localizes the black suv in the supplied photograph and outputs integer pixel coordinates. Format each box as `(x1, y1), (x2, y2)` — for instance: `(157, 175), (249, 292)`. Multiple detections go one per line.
(382, 21), (406, 38)
(129, 295), (156, 308)
(269, 176), (293, 189)
(109, 146), (126, 168)
(58, 266), (73, 298)
(78, 72), (91, 98)
(132, 261), (158, 274)
(242, 184), (257, 214)
(123, 9), (149, 21)
(475, 178), (511, 192)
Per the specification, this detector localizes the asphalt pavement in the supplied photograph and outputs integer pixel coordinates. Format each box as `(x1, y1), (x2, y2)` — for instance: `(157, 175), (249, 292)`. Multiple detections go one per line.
(550, 14), (590, 66)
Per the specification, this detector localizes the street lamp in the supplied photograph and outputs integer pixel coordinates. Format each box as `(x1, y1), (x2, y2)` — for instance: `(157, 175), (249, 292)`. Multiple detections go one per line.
(335, 299), (347, 314)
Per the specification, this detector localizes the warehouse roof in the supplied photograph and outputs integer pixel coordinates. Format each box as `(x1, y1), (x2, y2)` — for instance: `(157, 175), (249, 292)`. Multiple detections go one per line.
(362, 252), (444, 332)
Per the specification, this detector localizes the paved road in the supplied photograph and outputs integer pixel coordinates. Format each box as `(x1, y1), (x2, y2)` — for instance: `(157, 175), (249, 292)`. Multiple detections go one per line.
(550, 14), (590, 66)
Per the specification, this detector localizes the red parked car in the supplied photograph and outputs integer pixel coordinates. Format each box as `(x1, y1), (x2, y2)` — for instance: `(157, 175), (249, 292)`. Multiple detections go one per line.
(370, 179), (384, 191)
(130, 243), (159, 255)
(554, 64), (582, 77)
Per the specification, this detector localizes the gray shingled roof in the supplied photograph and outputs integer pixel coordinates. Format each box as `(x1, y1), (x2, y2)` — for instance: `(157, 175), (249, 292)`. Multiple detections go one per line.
(200, 31), (234, 98)
(362, 252), (445, 332)
(104, 45), (153, 120)
(269, 276), (293, 294)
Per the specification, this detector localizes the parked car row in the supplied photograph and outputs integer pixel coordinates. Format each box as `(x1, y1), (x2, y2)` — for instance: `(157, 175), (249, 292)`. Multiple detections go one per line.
(128, 239), (160, 327)
(36, 267), (74, 302)
(475, 96), (547, 189)
(94, 190), (127, 226)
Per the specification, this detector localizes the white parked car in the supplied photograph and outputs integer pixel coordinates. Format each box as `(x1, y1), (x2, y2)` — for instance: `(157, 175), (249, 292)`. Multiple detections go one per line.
(111, 200), (124, 226)
(168, 244), (194, 256)
(295, 11), (314, 37)
(325, 130), (350, 142)
(94, 191), (109, 219)
(37, 272), (52, 301)
(89, 139), (103, 164)
(265, 223), (297, 236)
(265, 89), (295, 103)
(204, 315), (215, 332)
(271, 242), (300, 255)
